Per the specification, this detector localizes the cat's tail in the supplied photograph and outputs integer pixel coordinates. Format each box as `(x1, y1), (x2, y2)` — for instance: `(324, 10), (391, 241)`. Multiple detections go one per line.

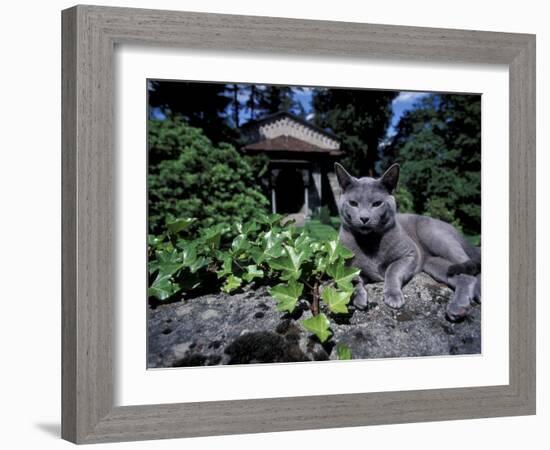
(447, 243), (481, 277)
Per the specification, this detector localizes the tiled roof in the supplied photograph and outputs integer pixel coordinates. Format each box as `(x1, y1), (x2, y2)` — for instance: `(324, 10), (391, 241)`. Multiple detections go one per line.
(241, 111), (339, 141)
(243, 135), (343, 156)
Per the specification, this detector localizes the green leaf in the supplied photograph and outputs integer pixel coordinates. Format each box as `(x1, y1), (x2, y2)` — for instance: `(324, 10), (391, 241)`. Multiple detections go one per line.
(268, 245), (304, 278)
(326, 263), (361, 291)
(305, 221), (338, 241)
(268, 280), (303, 313)
(321, 286), (353, 314)
(263, 229), (282, 250)
(222, 275), (242, 293)
(202, 225), (226, 249)
(231, 234), (249, 254)
(166, 218), (195, 235)
(181, 244), (198, 267)
(314, 255), (328, 274)
(156, 245), (178, 263)
(323, 240), (338, 263)
(324, 240), (354, 264)
(188, 257), (209, 274)
(157, 261), (183, 278)
(302, 313), (332, 343)
(337, 244), (355, 260)
(154, 247), (183, 278)
(263, 242), (285, 259)
(148, 234), (165, 247)
(336, 343), (352, 360)
(248, 245), (265, 264)
(294, 233), (311, 250)
(259, 214), (283, 227)
(293, 233), (314, 260)
(242, 264), (264, 282)
(148, 274), (180, 300)
(148, 260), (160, 275)
(216, 253), (233, 278)
(239, 221), (259, 235)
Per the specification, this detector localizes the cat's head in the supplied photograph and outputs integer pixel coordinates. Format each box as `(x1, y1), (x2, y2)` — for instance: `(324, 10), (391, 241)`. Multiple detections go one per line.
(335, 163), (400, 236)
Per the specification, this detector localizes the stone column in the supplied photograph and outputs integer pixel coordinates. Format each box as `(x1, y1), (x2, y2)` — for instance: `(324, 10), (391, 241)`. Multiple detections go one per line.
(270, 169), (280, 214)
(301, 169), (311, 218)
(312, 164), (322, 214)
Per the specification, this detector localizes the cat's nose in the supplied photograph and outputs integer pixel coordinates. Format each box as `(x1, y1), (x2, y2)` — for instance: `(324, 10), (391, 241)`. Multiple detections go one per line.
(360, 216), (370, 224)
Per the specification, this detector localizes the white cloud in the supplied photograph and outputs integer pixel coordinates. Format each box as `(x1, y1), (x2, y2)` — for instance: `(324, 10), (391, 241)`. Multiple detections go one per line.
(392, 91), (429, 105)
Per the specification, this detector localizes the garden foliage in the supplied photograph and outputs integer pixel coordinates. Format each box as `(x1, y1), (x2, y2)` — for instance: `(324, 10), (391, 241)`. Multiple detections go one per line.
(148, 118), (269, 235)
(148, 214), (358, 353)
(386, 94), (481, 237)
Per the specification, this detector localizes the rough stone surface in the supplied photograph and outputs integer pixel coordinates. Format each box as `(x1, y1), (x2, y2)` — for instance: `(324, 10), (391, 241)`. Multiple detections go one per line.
(148, 273), (481, 368)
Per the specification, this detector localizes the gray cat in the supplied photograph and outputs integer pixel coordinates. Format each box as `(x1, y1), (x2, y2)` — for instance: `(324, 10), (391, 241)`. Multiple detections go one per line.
(335, 163), (481, 322)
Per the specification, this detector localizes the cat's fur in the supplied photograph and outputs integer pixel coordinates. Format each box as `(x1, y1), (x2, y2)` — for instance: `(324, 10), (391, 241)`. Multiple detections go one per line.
(335, 163), (481, 321)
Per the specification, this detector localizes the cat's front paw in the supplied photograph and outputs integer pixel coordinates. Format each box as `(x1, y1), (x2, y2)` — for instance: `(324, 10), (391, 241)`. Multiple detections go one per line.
(446, 302), (471, 322)
(353, 284), (368, 310)
(384, 290), (405, 309)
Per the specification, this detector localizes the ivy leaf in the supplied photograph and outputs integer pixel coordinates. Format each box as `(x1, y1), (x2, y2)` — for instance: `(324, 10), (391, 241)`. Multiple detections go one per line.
(293, 233), (314, 260)
(325, 240), (354, 264)
(242, 265), (264, 283)
(302, 313), (332, 343)
(259, 214), (283, 227)
(231, 234), (249, 254)
(222, 275), (242, 293)
(321, 286), (353, 314)
(240, 221), (259, 235)
(216, 253), (233, 278)
(148, 260), (160, 275)
(202, 225), (226, 249)
(148, 273), (180, 300)
(294, 233), (311, 250)
(305, 222), (338, 241)
(338, 245), (355, 260)
(156, 245), (177, 262)
(181, 244), (198, 267)
(256, 229), (285, 262)
(188, 256), (209, 274)
(314, 255), (328, 274)
(248, 245), (265, 264)
(268, 280), (303, 313)
(323, 240), (339, 263)
(269, 245), (304, 280)
(166, 218), (195, 235)
(148, 234), (164, 248)
(154, 247), (183, 278)
(336, 343), (352, 360)
(263, 229), (283, 250)
(327, 263), (361, 291)
(263, 242), (284, 259)
(157, 261), (183, 278)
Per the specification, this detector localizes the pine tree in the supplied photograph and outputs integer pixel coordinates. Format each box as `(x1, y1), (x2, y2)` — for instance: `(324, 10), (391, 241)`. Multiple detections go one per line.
(388, 94), (481, 236)
(148, 80), (235, 144)
(312, 88), (397, 176)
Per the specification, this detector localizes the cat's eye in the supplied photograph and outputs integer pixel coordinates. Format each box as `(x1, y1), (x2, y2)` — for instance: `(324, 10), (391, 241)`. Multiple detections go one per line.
(372, 201), (383, 207)
(348, 200), (358, 207)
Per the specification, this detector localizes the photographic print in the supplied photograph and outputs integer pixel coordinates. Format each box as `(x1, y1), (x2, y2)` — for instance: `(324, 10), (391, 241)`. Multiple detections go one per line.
(146, 80), (481, 368)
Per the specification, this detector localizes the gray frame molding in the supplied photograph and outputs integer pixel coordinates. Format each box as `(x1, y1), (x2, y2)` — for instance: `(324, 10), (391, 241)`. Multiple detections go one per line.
(62, 5), (536, 444)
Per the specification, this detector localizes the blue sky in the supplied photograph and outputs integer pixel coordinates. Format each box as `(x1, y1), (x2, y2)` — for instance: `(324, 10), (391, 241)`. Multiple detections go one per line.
(153, 85), (430, 134)
(240, 87), (430, 136)
(388, 91), (430, 136)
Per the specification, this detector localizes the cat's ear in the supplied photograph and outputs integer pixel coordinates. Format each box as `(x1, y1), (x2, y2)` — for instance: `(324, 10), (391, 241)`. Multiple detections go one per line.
(380, 163), (400, 193)
(334, 163), (357, 192)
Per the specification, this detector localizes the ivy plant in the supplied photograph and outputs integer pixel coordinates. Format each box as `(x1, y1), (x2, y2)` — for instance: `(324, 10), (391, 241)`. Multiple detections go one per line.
(148, 214), (358, 358)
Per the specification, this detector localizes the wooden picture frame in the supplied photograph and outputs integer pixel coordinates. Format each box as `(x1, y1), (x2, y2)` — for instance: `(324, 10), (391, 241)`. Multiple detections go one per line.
(61, 5), (536, 444)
